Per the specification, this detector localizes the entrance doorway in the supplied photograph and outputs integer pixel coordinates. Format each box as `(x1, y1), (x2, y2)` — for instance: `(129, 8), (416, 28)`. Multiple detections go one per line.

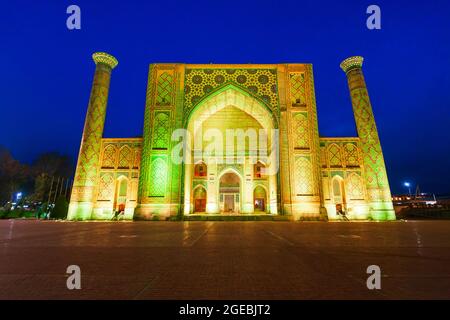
(219, 172), (240, 213)
(332, 176), (346, 212)
(114, 177), (128, 212)
(224, 195), (235, 212)
(253, 186), (266, 212)
(193, 186), (207, 213)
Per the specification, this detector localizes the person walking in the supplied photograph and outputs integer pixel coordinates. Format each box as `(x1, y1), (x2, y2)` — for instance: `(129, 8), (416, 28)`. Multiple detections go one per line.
(336, 204), (349, 221)
(118, 204), (125, 220)
(112, 208), (120, 221)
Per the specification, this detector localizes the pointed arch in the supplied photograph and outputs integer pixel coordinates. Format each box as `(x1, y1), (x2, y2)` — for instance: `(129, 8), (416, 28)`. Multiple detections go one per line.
(192, 184), (207, 213)
(294, 156), (313, 196)
(331, 175), (346, 205)
(344, 143), (359, 167)
(346, 172), (364, 200)
(149, 157), (167, 197)
(218, 168), (242, 213)
(118, 145), (133, 169)
(187, 85), (276, 132)
(253, 185), (267, 212)
(194, 160), (207, 177)
(186, 84), (276, 128)
(328, 143), (342, 167)
(254, 160), (266, 178)
(114, 175), (129, 212)
(183, 85), (279, 215)
(218, 167), (244, 183)
(102, 144), (117, 168)
(292, 112), (309, 149)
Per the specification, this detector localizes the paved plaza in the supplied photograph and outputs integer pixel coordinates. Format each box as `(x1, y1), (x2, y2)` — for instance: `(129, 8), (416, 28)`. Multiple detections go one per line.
(1, 220), (449, 299)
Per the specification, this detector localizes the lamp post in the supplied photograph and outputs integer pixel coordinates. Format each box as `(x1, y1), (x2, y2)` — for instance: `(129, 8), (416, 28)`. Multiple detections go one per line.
(404, 182), (411, 197)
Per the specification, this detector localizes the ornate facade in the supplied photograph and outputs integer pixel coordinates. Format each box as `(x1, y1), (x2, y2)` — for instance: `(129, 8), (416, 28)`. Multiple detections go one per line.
(68, 53), (395, 221)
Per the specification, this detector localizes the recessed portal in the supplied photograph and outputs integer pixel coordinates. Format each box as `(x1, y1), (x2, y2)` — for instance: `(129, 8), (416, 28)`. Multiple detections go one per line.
(114, 177), (128, 212)
(253, 186), (267, 212)
(219, 172), (240, 213)
(193, 186), (207, 213)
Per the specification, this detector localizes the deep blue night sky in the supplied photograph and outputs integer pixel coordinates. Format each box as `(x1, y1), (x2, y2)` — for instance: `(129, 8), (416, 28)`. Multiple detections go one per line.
(1, 0), (449, 194)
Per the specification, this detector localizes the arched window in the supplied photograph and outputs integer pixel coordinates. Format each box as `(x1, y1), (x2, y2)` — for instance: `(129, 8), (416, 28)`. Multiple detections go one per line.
(333, 178), (342, 197)
(254, 186), (267, 212)
(328, 144), (342, 167)
(254, 161), (265, 178)
(102, 145), (117, 168)
(152, 112), (170, 149)
(115, 177), (128, 212)
(347, 173), (364, 200)
(193, 186), (207, 213)
(294, 157), (313, 195)
(98, 173), (114, 200)
(118, 178), (128, 197)
(332, 176), (346, 205)
(149, 158), (167, 197)
(194, 162), (207, 177)
(344, 143), (359, 167)
(118, 146), (132, 169)
(293, 113), (309, 149)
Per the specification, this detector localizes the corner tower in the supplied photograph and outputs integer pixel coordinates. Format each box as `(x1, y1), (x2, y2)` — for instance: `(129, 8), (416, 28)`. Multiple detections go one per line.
(340, 56), (395, 220)
(68, 52), (118, 220)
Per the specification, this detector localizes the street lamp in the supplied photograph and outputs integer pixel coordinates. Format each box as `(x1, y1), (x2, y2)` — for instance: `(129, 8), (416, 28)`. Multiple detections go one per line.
(403, 182), (411, 197)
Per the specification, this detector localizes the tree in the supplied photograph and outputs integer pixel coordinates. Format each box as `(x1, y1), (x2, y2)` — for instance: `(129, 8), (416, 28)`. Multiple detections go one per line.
(32, 152), (72, 178)
(30, 152), (73, 202)
(0, 147), (29, 205)
(0, 148), (74, 206)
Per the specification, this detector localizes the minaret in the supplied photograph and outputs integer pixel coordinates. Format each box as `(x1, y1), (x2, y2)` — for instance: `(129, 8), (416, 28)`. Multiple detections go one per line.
(68, 52), (118, 220)
(340, 56), (395, 221)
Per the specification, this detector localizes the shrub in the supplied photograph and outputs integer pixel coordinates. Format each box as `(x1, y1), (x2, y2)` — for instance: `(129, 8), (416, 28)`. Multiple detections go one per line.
(51, 196), (68, 220)
(6, 208), (24, 219)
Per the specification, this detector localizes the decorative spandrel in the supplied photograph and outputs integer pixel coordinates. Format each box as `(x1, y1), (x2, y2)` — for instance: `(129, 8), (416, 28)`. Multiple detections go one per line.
(346, 172), (364, 200)
(149, 157), (168, 197)
(328, 144), (342, 167)
(289, 73), (306, 106)
(102, 144), (117, 168)
(156, 72), (174, 106)
(344, 143), (359, 167)
(183, 68), (279, 118)
(293, 112), (309, 149)
(294, 156), (313, 196)
(118, 146), (133, 169)
(152, 112), (170, 149)
(97, 173), (114, 201)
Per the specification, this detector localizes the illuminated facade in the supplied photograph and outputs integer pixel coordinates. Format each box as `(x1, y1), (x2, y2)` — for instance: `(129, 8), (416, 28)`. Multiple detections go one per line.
(68, 53), (395, 221)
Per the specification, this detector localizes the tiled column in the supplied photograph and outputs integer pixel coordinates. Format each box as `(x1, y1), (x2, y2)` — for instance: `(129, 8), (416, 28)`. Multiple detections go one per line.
(340, 56), (395, 220)
(68, 52), (118, 220)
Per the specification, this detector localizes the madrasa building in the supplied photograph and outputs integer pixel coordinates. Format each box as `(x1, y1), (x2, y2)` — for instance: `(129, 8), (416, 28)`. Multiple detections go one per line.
(68, 53), (395, 221)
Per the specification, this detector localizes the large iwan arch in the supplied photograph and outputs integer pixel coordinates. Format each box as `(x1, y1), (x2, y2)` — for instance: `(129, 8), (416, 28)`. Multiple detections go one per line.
(183, 86), (278, 215)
